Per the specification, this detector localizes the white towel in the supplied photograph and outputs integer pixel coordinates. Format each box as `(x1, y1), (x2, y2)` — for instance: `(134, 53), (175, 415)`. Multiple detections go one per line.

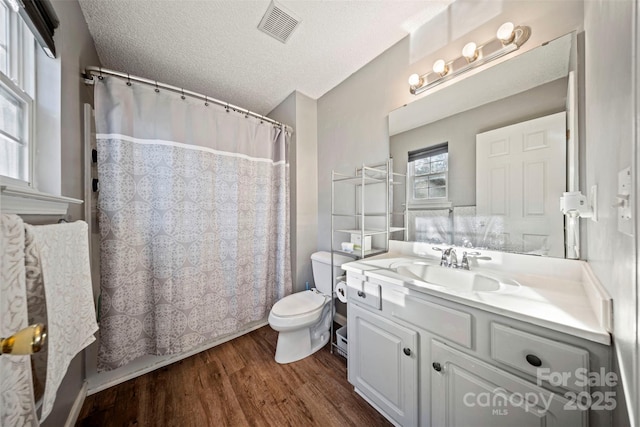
(25, 221), (98, 422)
(24, 225), (48, 403)
(0, 214), (38, 427)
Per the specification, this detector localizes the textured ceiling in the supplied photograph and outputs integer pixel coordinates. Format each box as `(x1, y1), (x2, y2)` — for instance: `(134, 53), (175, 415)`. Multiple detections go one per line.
(78, 0), (453, 115)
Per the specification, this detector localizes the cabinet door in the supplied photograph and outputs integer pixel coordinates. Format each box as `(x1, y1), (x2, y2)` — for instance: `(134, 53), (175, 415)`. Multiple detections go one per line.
(431, 340), (586, 427)
(348, 303), (418, 426)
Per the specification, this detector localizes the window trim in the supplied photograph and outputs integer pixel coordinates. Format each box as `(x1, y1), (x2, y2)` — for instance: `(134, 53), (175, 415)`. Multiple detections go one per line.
(1, 183), (81, 214)
(407, 143), (451, 209)
(0, 0), (81, 215)
(0, 70), (34, 187)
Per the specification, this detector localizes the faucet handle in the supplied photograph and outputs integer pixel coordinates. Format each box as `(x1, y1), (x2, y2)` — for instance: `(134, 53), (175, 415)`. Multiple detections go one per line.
(432, 247), (448, 266)
(460, 251), (481, 270)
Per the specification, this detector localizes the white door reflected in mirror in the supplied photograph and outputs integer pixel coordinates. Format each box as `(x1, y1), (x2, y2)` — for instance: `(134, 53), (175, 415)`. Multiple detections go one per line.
(476, 112), (566, 257)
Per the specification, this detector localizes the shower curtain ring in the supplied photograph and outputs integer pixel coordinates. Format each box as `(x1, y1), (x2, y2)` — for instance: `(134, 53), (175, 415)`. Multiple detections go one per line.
(154, 81), (160, 93)
(225, 103), (230, 113)
(204, 96), (209, 107)
(181, 89), (185, 100)
(126, 74), (132, 86)
(98, 68), (104, 80)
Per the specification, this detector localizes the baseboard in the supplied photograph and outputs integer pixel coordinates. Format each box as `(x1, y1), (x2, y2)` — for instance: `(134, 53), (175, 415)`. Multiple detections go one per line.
(64, 381), (88, 427)
(334, 312), (347, 326)
(87, 319), (269, 395)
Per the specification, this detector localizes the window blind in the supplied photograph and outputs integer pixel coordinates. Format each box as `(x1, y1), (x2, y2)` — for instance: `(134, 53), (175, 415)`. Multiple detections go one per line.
(408, 143), (448, 162)
(17, 0), (58, 58)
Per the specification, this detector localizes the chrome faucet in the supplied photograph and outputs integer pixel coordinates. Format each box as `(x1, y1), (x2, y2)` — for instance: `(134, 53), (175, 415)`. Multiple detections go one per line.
(444, 248), (457, 268)
(460, 251), (482, 270)
(433, 247), (457, 268)
(433, 247), (481, 270)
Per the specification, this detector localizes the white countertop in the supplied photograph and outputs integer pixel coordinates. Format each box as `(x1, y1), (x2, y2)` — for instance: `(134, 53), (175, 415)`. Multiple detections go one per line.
(341, 248), (612, 346)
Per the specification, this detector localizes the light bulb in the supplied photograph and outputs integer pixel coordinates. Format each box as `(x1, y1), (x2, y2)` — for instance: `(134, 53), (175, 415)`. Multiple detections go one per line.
(497, 22), (515, 44)
(408, 73), (422, 87)
(462, 42), (478, 62)
(432, 59), (448, 76)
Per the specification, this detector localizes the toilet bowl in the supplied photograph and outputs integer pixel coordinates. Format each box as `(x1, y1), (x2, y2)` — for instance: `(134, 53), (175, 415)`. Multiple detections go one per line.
(268, 251), (352, 364)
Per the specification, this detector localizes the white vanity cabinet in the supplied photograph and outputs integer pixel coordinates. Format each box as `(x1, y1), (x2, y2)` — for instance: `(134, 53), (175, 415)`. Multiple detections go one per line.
(431, 339), (585, 427)
(348, 303), (418, 426)
(346, 271), (612, 427)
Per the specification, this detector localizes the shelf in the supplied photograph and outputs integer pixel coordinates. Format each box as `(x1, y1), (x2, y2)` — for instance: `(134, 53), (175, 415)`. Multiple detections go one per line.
(329, 159), (407, 358)
(334, 229), (389, 236)
(334, 248), (387, 258)
(332, 172), (386, 185)
(331, 212), (388, 217)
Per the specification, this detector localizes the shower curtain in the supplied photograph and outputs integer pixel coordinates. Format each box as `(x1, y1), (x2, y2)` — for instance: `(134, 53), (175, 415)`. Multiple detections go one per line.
(94, 76), (291, 371)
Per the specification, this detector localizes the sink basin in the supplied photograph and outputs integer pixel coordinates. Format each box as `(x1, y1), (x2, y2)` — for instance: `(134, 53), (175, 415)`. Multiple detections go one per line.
(394, 263), (518, 293)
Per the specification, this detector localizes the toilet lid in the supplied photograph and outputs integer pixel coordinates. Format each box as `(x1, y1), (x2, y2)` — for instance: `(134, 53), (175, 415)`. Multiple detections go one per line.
(271, 291), (327, 317)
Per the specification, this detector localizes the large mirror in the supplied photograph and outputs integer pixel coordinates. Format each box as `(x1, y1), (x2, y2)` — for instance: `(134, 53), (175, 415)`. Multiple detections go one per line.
(389, 32), (581, 258)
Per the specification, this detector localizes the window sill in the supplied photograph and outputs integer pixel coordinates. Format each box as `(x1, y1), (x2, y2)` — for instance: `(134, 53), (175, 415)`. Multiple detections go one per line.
(1, 184), (83, 215)
(407, 200), (453, 210)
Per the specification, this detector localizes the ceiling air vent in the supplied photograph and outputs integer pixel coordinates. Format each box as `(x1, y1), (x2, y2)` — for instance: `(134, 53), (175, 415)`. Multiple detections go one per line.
(257, 0), (301, 44)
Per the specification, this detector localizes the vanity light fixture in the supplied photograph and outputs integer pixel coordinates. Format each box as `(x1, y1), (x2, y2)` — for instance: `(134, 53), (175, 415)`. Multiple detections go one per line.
(408, 73), (424, 90)
(432, 59), (449, 76)
(462, 42), (478, 63)
(497, 21), (531, 47)
(408, 22), (531, 95)
(496, 22), (516, 44)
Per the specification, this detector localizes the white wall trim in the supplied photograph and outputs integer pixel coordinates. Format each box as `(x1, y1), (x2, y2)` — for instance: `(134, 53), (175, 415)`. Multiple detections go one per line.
(0, 184), (82, 215)
(582, 262), (613, 333)
(63, 381), (88, 427)
(87, 319), (269, 395)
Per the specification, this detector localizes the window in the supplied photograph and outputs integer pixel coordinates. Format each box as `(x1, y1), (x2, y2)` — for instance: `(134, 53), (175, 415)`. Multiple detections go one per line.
(407, 144), (449, 205)
(0, 0), (74, 215)
(0, 0), (35, 185)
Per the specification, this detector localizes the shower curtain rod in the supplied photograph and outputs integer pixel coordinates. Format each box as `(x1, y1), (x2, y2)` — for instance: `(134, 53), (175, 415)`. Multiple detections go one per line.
(83, 66), (293, 133)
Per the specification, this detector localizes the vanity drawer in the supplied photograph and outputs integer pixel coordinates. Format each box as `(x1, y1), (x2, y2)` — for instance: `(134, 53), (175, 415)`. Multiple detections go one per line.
(391, 293), (472, 349)
(347, 281), (381, 310)
(346, 272), (366, 285)
(491, 323), (589, 392)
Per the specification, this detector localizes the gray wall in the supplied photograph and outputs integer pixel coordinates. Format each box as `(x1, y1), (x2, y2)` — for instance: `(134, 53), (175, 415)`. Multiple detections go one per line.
(584, 1), (638, 425)
(317, 0), (584, 252)
(390, 78), (567, 207)
(318, 0), (638, 424)
(40, 1), (100, 426)
(317, 0), (639, 424)
(269, 91), (318, 292)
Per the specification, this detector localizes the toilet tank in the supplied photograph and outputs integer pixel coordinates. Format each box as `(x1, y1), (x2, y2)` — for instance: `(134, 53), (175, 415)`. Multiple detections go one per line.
(311, 251), (353, 295)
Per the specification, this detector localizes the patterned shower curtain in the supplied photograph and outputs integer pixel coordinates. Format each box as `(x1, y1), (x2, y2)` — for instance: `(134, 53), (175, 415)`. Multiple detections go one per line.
(94, 76), (291, 371)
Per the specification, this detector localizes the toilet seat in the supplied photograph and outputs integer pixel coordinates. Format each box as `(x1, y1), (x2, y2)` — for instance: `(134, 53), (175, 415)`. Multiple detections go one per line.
(271, 290), (328, 317)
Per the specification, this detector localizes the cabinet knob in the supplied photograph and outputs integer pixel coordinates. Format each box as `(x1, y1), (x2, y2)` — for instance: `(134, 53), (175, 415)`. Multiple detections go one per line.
(357, 290), (366, 298)
(432, 362), (442, 372)
(403, 347), (411, 356)
(525, 354), (542, 367)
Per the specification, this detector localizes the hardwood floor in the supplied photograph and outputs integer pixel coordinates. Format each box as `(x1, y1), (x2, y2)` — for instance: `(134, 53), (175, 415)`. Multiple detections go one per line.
(76, 326), (391, 427)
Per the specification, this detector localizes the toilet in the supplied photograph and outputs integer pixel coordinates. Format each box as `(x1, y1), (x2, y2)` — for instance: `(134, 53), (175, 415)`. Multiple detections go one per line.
(268, 251), (352, 364)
